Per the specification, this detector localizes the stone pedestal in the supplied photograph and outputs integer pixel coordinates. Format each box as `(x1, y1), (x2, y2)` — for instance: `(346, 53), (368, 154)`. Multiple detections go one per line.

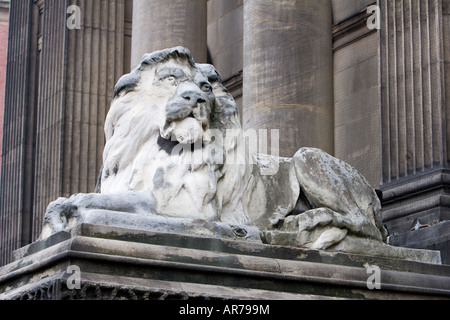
(1, 223), (449, 300)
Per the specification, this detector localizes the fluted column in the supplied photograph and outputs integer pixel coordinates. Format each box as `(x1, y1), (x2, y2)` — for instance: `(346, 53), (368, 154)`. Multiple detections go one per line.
(32, 0), (126, 240)
(380, 0), (448, 184)
(131, 0), (207, 67)
(243, 0), (334, 157)
(0, 0), (34, 267)
(379, 0), (450, 261)
(0, 0), (127, 266)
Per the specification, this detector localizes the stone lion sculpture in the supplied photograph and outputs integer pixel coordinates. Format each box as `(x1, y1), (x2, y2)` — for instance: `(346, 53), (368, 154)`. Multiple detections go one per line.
(41, 46), (389, 254)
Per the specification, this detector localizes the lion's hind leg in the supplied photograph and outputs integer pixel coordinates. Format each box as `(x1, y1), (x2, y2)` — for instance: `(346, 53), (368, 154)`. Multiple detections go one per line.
(292, 147), (387, 241)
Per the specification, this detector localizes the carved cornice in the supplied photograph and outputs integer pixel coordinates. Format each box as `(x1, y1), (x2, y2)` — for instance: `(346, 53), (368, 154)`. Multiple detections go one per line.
(332, 4), (377, 52)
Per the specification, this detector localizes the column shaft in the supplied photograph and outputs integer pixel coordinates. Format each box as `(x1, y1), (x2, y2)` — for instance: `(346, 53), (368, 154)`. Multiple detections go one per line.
(379, 0), (450, 263)
(380, 0), (447, 183)
(0, 0), (34, 267)
(243, 0), (334, 157)
(131, 0), (207, 67)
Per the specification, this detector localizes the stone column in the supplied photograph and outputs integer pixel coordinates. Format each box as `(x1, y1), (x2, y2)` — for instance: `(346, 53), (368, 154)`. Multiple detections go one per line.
(131, 0), (207, 67)
(0, 0), (127, 266)
(379, 0), (450, 263)
(243, 0), (334, 157)
(0, 0), (34, 267)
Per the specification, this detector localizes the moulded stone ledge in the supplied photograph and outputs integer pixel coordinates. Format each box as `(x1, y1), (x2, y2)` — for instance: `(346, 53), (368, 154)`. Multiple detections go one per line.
(1, 223), (449, 300)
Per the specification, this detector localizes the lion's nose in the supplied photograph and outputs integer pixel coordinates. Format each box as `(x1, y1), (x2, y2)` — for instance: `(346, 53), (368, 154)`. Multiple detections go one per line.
(166, 82), (211, 122)
(177, 82), (207, 106)
(182, 91), (206, 105)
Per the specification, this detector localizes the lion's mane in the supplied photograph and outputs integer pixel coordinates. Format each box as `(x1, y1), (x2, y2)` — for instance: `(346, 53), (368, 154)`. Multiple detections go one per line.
(100, 47), (252, 224)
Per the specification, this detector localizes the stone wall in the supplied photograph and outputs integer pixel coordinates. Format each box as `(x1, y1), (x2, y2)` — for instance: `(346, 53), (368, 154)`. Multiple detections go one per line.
(332, 1), (382, 188)
(242, 0), (334, 158)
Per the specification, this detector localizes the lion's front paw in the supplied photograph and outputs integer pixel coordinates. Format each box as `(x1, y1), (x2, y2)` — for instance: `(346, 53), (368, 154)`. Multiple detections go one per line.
(310, 227), (348, 250)
(40, 197), (71, 240)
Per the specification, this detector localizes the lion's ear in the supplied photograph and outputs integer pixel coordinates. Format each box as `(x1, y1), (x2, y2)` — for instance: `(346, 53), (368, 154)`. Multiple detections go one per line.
(113, 69), (141, 99)
(196, 63), (222, 84)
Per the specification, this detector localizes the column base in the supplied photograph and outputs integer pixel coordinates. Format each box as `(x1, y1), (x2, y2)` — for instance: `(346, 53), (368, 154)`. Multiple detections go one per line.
(381, 169), (450, 264)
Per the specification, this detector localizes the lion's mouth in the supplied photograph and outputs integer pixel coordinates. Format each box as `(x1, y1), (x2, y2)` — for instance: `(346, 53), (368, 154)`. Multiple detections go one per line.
(157, 117), (209, 156)
(160, 115), (210, 146)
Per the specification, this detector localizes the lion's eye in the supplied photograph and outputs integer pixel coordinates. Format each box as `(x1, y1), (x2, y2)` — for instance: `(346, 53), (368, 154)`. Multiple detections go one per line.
(201, 83), (212, 93)
(164, 76), (177, 85)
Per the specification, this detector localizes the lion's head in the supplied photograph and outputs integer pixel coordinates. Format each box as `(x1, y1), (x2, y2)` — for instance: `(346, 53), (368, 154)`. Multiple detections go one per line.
(100, 47), (250, 223)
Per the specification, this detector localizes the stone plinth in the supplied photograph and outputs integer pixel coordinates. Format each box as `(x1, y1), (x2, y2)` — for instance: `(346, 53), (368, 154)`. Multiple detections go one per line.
(0, 223), (449, 300)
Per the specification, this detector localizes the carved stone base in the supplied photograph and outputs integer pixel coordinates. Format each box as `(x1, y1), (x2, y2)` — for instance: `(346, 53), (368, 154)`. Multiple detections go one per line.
(1, 223), (449, 300)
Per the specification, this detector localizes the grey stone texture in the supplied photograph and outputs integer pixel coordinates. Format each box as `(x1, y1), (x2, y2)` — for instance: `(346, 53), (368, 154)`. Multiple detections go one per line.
(243, 0), (334, 158)
(40, 194), (263, 244)
(333, 24), (381, 189)
(131, 0), (207, 67)
(207, 0), (244, 121)
(207, 0), (243, 81)
(380, 0), (448, 183)
(0, 224), (449, 300)
(331, 0), (377, 24)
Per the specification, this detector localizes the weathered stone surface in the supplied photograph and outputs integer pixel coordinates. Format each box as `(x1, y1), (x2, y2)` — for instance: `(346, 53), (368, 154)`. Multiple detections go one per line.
(287, 148), (387, 246)
(40, 192), (263, 244)
(1, 224), (449, 300)
(243, 0), (334, 158)
(333, 31), (381, 188)
(131, 0), (207, 67)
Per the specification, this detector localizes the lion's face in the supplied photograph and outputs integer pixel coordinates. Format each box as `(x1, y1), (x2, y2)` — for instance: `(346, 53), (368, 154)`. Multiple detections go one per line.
(137, 58), (216, 146)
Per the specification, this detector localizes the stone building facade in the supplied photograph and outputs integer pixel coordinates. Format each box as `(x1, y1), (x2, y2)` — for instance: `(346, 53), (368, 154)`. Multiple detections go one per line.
(0, 0), (449, 266)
